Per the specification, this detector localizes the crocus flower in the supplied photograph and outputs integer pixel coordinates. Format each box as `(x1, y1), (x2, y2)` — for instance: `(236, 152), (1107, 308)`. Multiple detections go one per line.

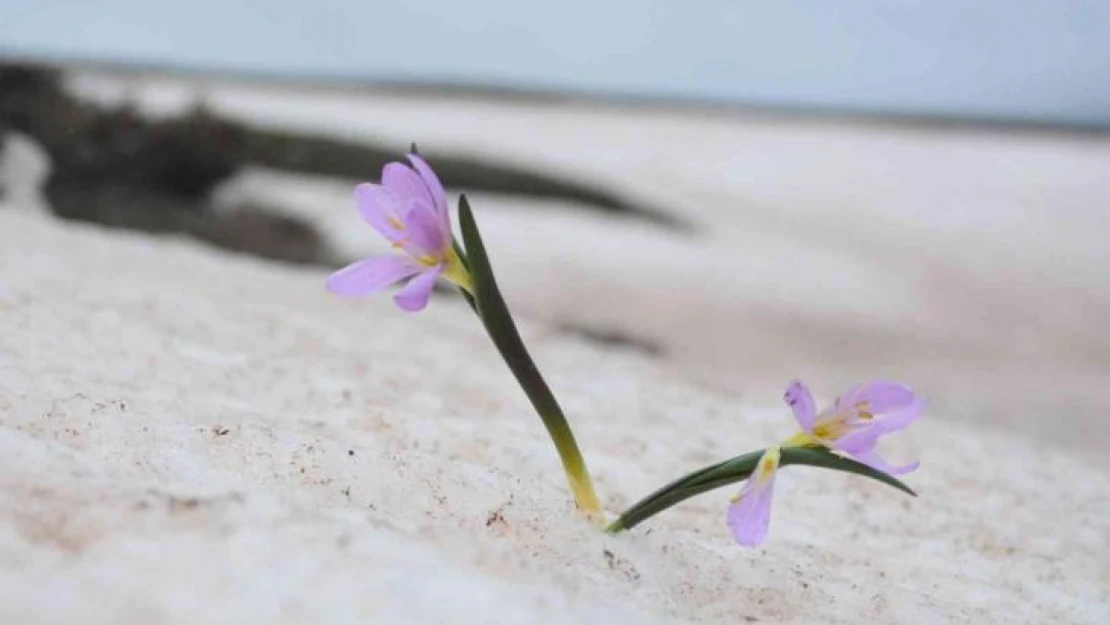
(727, 380), (922, 546)
(727, 446), (781, 546)
(783, 380), (923, 475)
(326, 154), (472, 312)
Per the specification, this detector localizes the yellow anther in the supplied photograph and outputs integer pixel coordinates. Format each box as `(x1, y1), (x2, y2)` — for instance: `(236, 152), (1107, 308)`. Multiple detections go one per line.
(856, 401), (873, 420)
(813, 419), (850, 441)
(388, 215), (405, 230)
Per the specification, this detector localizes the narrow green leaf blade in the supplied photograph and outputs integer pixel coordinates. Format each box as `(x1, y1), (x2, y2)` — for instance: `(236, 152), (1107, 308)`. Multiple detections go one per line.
(779, 446), (917, 497)
(604, 450), (763, 532)
(605, 450), (765, 533)
(458, 195), (502, 322)
(458, 195), (601, 514)
(608, 446), (916, 533)
(458, 195), (561, 417)
(458, 193), (573, 440)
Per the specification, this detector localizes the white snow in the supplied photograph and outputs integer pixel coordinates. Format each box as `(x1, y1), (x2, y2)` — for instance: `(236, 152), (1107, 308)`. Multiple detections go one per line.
(0, 72), (1107, 623)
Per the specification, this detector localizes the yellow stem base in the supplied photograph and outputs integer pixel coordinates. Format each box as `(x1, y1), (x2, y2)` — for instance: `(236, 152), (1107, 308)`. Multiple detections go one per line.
(567, 471), (605, 527)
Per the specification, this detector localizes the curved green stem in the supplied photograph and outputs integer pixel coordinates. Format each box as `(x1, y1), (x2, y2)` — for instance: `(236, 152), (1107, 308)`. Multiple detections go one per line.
(457, 197), (601, 520)
(607, 446), (916, 533)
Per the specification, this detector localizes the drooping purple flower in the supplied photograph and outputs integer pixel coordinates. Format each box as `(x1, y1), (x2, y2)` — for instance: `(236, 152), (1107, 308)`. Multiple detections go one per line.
(727, 381), (923, 547)
(727, 446), (782, 547)
(784, 379), (923, 475)
(326, 154), (471, 312)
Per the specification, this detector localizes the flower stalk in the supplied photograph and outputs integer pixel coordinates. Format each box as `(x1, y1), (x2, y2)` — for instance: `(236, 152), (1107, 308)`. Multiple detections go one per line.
(456, 195), (602, 520)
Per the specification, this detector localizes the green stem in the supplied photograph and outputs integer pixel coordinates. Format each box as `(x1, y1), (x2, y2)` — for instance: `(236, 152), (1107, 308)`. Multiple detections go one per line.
(467, 298), (602, 517)
(456, 198), (602, 520)
(606, 446), (916, 533)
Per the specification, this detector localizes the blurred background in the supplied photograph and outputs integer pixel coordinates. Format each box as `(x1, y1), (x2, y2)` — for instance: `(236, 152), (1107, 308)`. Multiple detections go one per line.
(2, 1), (1108, 450)
(4, 1), (1110, 124)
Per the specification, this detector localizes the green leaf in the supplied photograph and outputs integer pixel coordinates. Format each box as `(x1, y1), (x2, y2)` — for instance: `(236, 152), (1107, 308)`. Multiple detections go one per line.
(605, 473), (737, 533)
(458, 195), (601, 514)
(605, 452), (760, 531)
(604, 450), (764, 533)
(458, 195), (527, 361)
(779, 446), (917, 497)
(457, 193), (574, 440)
(607, 446), (915, 533)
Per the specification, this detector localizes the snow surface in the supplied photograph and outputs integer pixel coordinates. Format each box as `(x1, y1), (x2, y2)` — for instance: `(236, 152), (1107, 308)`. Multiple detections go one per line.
(0, 74), (1107, 623)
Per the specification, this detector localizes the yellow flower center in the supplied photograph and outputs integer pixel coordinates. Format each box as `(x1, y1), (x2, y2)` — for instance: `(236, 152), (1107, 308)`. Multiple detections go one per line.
(812, 418), (850, 440)
(856, 401), (873, 421)
(780, 400), (876, 452)
(755, 446), (782, 480)
(439, 246), (474, 293)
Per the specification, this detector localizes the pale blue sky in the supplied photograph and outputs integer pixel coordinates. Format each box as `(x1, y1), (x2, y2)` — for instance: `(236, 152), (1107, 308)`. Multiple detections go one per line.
(2, 1), (1108, 125)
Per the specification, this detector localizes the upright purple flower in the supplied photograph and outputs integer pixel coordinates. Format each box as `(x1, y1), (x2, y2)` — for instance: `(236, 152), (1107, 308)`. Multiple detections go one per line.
(783, 380), (923, 475)
(326, 154), (472, 312)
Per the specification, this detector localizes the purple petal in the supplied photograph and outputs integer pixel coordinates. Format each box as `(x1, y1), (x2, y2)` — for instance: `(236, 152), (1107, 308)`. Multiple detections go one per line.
(354, 183), (407, 243)
(833, 400), (921, 454)
(835, 383), (866, 411)
(393, 267), (441, 312)
(398, 199), (449, 257)
(854, 381), (916, 414)
(726, 448), (781, 547)
(833, 426), (881, 455)
(872, 397), (925, 435)
(407, 153), (449, 227)
(383, 162), (435, 208)
(784, 380), (816, 431)
(326, 256), (421, 296)
(851, 449), (920, 476)
(727, 474), (778, 547)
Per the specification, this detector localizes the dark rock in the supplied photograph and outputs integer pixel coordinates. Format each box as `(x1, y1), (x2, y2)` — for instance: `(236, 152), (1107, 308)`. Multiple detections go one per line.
(0, 61), (689, 269)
